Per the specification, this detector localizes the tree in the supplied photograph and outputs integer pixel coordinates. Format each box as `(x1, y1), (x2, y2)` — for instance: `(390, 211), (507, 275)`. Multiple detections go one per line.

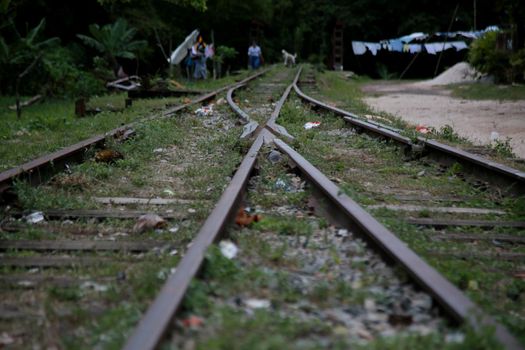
(77, 18), (147, 76)
(1, 18), (59, 118)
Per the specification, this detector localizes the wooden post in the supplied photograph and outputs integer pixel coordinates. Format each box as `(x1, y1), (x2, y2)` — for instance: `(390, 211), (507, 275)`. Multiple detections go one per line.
(75, 98), (86, 117)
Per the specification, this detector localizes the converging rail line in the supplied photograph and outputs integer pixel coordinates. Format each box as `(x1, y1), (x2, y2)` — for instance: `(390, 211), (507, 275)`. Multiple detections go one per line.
(125, 66), (522, 349)
(1, 65), (523, 349)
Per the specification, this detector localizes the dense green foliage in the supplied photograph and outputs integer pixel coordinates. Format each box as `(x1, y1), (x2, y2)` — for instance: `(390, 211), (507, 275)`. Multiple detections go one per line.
(1, 0), (524, 96)
(77, 18), (147, 75)
(469, 31), (525, 83)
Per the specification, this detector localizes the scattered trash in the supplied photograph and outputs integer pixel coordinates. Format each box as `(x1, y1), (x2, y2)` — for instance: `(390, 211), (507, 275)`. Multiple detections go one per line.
(163, 189), (175, 196)
(468, 280), (479, 290)
(244, 298), (271, 309)
(490, 131), (499, 142)
(416, 170), (426, 177)
(445, 332), (465, 344)
(415, 125), (430, 134)
(17, 280), (34, 288)
(0, 332), (15, 346)
(275, 178), (288, 190)
(181, 315), (204, 329)
(219, 240), (238, 259)
(216, 97), (226, 105)
(304, 121), (321, 129)
(267, 150), (283, 163)
(106, 75), (141, 91)
(336, 229), (349, 237)
(346, 71), (358, 79)
(169, 249), (178, 256)
(235, 207), (261, 227)
(195, 104), (214, 116)
(15, 128), (30, 136)
(153, 148), (166, 153)
(364, 298), (376, 311)
(25, 211), (45, 224)
(95, 149), (124, 163)
(169, 225), (180, 234)
(133, 214), (167, 233)
(80, 281), (109, 292)
(157, 267), (177, 280)
(188, 208), (196, 214)
(491, 239), (504, 247)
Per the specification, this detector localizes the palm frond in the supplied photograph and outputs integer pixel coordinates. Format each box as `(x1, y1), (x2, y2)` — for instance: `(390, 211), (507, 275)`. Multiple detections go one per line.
(26, 18), (46, 45)
(77, 34), (105, 53)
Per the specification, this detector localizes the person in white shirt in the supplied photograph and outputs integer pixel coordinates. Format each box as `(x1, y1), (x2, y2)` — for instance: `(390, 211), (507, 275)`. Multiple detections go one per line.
(248, 41), (263, 69)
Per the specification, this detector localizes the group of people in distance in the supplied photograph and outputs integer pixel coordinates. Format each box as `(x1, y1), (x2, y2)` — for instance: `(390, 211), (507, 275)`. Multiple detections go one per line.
(186, 38), (289, 79)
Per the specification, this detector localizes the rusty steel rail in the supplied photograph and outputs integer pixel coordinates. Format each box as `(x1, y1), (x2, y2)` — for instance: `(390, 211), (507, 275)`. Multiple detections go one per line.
(123, 128), (273, 350)
(265, 68), (302, 139)
(272, 137), (522, 350)
(125, 68), (294, 350)
(125, 67), (522, 350)
(293, 73), (525, 195)
(226, 83), (259, 138)
(0, 69), (269, 199)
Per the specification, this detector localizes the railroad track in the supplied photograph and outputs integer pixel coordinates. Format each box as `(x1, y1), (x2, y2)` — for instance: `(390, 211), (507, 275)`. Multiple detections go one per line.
(123, 67), (522, 349)
(0, 68), (272, 348)
(1, 65), (523, 348)
(0, 69), (268, 201)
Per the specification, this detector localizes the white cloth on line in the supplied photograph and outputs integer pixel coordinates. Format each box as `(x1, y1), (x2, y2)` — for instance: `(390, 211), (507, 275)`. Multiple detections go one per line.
(364, 42), (380, 55)
(409, 44), (422, 53)
(450, 41), (468, 51)
(352, 41), (367, 55)
(425, 43), (436, 54)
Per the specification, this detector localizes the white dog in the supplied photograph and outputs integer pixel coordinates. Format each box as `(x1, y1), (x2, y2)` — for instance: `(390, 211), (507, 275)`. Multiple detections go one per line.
(282, 49), (297, 67)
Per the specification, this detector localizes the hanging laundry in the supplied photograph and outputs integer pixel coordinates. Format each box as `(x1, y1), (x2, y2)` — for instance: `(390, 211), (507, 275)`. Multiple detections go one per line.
(430, 43), (445, 53)
(205, 43), (215, 58)
(397, 32), (427, 43)
(364, 42), (381, 56)
(409, 44), (422, 53)
(425, 43), (437, 55)
(389, 40), (403, 52)
(352, 41), (367, 55)
(450, 41), (468, 51)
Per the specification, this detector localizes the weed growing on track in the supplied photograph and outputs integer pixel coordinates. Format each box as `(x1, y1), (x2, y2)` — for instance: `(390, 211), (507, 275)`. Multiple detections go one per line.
(277, 83), (525, 345)
(0, 70), (255, 172)
(3, 85), (255, 348)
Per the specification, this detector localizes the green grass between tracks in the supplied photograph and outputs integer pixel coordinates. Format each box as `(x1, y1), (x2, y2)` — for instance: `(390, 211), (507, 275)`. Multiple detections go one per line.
(0, 69), (254, 172)
(276, 68), (525, 346)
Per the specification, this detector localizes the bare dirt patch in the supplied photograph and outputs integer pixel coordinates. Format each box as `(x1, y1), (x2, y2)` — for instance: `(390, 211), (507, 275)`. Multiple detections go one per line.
(362, 82), (525, 159)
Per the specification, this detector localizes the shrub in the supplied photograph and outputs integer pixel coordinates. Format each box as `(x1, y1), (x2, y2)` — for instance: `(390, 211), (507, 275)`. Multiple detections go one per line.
(43, 47), (104, 98)
(469, 31), (525, 83)
(510, 48), (525, 82)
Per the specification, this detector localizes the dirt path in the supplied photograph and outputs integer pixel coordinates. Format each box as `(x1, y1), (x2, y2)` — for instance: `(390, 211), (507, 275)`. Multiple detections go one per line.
(362, 82), (525, 159)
